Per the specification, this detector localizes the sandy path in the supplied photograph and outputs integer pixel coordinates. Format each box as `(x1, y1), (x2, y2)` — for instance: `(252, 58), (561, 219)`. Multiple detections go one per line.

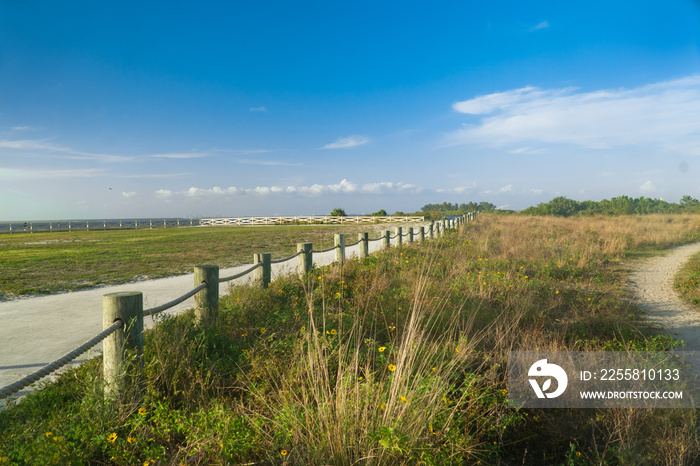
(627, 242), (700, 351)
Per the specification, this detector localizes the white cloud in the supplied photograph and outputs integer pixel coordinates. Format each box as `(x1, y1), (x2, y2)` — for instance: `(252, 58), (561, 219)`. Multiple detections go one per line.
(639, 180), (656, 193)
(448, 75), (700, 156)
(155, 189), (173, 198)
(530, 20), (550, 31)
(122, 191), (137, 198)
(320, 135), (370, 149)
(499, 184), (514, 193)
(328, 179), (358, 193)
(361, 181), (421, 194)
(249, 106), (267, 112)
(155, 179), (422, 200)
(436, 183), (477, 194)
(531, 188), (543, 195)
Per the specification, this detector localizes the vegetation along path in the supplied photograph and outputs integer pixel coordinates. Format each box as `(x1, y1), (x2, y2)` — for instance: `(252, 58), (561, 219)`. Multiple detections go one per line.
(628, 242), (700, 353)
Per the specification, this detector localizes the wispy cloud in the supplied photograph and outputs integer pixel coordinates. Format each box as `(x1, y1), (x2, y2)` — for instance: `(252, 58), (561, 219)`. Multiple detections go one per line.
(0, 139), (71, 151)
(530, 20), (549, 31)
(0, 138), (133, 162)
(122, 191), (137, 198)
(149, 152), (208, 159)
(237, 159), (303, 167)
(320, 135), (370, 149)
(249, 106), (267, 112)
(447, 75), (700, 156)
(0, 167), (103, 180)
(120, 173), (188, 179)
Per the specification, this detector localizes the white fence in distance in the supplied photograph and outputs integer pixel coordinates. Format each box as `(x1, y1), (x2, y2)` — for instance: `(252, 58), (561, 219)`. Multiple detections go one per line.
(199, 216), (425, 226)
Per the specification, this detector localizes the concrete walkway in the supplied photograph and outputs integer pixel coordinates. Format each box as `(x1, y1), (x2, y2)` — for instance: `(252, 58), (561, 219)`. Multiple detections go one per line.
(0, 228), (429, 403)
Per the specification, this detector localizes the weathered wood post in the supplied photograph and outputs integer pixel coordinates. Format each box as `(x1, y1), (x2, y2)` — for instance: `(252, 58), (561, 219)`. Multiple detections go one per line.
(418, 226), (425, 243)
(194, 265), (219, 324)
(428, 223), (433, 239)
(334, 234), (345, 264)
(358, 232), (369, 258)
(103, 291), (144, 401)
(395, 226), (403, 246)
(253, 253), (271, 289)
(407, 227), (413, 244)
(383, 230), (391, 250)
(297, 242), (312, 277)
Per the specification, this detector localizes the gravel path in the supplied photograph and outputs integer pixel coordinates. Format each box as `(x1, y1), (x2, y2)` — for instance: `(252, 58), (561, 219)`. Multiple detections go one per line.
(628, 242), (700, 351)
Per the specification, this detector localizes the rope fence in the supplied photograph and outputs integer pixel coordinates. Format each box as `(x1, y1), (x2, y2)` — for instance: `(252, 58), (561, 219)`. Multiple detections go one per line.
(312, 245), (340, 254)
(269, 250), (304, 265)
(0, 212), (477, 401)
(144, 282), (208, 317)
(0, 320), (124, 399)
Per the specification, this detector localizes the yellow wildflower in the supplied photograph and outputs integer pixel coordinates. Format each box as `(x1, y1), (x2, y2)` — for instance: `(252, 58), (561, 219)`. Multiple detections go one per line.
(378, 346), (386, 352)
(107, 432), (117, 443)
(138, 407), (147, 416)
(388, 364), (396, 372)
(281, 449), (288, 456)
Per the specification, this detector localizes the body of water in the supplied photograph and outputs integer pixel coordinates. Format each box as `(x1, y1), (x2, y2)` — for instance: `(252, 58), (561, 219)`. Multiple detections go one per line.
(0, 218), (200, 233)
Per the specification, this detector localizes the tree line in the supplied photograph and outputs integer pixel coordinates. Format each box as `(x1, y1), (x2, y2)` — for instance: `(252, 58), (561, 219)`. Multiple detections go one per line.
(331, 195), (700, 220)
(520, 195), (700, 217)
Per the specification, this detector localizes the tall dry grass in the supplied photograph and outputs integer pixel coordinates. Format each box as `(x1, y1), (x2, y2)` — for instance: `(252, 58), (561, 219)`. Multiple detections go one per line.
(4, 214), (700, 464)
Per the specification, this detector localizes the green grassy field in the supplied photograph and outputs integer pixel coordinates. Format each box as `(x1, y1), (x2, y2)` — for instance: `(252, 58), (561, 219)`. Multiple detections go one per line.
(0, 224), (405, 299)
(3, 214), (700, 464)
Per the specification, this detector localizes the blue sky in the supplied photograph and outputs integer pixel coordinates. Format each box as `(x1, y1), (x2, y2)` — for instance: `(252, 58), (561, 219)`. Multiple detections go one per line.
(2, 1), (700, 220)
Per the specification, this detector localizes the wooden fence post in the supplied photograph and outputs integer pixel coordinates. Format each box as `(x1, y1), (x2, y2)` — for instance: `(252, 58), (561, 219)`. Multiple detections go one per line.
(254, 253), (271, 289)
(358, 232), (369, 258)
(395, 226), (403, 246)
(194, 265), (219, 324)
(297, 242), (312, 277)
(334, 234), (345, 264)
(418, 226), (425, 243)
(103, 291), (144, 401)
(408, 227), (413, 244)
(383, 230), (390, 250)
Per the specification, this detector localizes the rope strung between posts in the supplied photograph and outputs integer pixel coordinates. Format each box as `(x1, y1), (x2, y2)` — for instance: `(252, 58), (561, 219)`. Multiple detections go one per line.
(270, 250), (304, 264)
(144, 282), (208, 317)
(346, 239), (362, 247)
(312, 245), (339, 254)
(0, 320), (124, 400)
(219, 262), (263, 282)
